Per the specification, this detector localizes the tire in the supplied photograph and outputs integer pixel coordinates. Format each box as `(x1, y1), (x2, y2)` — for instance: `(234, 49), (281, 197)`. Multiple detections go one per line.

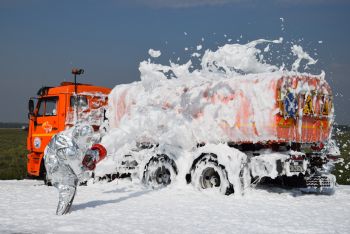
(142, 154), (177, 189)
(190, 153), (234, 195)
(40, 159), (52, 186)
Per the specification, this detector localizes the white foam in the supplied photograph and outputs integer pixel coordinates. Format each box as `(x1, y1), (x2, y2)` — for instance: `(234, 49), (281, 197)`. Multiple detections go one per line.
(148, 48), (161, 58)
(103, 38), (328, 153)
(291, 45), (317, 71)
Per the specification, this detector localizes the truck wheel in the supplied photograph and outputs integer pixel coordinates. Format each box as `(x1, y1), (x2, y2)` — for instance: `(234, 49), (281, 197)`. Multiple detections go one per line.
(143, 154), (177, 188)
(191, 154), (234, 195)
(40, 159), (52, 186)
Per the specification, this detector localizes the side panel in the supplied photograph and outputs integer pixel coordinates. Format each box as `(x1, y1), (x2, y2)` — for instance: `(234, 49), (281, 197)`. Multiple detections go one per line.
(276, 115), (331, 143)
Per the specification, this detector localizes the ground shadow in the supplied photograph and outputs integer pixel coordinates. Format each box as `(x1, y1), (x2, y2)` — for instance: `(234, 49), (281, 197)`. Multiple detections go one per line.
(71, 189), (153, 212)
(254, 184), (335, 197)
(102, 187), (129, 194)
(254, 184), (304, 197)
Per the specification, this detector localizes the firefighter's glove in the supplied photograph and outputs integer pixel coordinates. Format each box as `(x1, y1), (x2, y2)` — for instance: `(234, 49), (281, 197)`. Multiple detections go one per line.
(82, 144), (107, 171)
(82, 151), (97, 171)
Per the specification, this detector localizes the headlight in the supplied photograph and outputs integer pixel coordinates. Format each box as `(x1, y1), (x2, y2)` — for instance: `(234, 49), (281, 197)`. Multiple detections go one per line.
(34, 137), (41, 149)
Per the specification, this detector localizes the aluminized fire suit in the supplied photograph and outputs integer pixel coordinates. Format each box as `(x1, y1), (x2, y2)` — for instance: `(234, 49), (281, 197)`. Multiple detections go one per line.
(44, 124), (97, 215)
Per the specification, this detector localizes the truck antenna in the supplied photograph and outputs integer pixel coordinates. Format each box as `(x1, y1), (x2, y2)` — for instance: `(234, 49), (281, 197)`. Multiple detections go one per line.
(71, 68), (84, 123)
(72, 68), (84, 94)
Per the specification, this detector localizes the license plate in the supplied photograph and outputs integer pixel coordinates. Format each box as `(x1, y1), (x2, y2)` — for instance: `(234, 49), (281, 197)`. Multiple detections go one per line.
(290, 164), (304, 172)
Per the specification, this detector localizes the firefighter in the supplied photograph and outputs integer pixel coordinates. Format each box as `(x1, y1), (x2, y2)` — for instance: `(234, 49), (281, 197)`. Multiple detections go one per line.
(44, 124), (107, 215)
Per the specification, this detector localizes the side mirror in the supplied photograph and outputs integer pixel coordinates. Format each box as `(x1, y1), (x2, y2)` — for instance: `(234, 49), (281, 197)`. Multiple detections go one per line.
(28, 99), (34, 116)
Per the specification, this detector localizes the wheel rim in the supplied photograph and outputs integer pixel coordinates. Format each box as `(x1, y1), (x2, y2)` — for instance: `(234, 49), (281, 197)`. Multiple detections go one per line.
(154, 166), (171, 185)
(200, 167), (221, 189)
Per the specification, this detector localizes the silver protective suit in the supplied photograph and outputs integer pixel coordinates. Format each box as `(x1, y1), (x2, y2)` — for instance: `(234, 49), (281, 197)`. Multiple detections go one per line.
(44, 124), (96, 215)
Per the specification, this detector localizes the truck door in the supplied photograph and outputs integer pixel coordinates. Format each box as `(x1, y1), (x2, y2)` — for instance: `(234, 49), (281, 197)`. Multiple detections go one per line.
(32, 97), (59, 152)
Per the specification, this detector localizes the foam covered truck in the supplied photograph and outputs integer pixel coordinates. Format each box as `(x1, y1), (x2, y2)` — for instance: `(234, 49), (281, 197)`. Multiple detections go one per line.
(26, 41), (340, 195)
(96, 69), (339, 195)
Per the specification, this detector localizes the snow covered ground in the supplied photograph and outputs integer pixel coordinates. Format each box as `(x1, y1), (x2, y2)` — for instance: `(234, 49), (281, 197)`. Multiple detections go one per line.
(1, 180), (349, 234)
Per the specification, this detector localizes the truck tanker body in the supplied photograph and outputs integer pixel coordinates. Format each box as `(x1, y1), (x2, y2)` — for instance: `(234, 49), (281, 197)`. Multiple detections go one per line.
(96, 71), (338, 195)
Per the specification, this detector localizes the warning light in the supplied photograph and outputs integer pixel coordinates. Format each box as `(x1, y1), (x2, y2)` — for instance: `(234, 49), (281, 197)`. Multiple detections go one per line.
(72, 68), (84, 75)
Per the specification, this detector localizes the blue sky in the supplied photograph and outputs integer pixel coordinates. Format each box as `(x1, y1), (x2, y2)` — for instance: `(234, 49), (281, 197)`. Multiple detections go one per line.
(0, 0), (349, 124)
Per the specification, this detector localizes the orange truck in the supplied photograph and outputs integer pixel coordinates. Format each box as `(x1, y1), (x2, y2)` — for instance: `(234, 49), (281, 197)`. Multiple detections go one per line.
(26, 70), (111, 180)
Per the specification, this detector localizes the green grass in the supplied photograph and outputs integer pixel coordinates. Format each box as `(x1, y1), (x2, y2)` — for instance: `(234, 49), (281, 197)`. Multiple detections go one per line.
(0, 129), (28, 180)
(0, 127), (349, 185)
(334, 126), (350, 185)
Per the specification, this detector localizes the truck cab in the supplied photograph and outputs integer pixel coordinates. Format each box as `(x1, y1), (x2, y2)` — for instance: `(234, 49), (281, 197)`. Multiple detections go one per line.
(26, 82), (111, 178)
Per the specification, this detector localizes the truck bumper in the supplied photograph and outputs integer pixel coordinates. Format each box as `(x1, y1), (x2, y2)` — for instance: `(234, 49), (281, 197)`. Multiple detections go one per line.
(27, 152), (43, 177)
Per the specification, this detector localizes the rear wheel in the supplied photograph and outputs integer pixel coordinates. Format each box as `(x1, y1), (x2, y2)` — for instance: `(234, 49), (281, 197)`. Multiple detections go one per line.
(191, 153), (234, 195)
(143, 154), (177, 188)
